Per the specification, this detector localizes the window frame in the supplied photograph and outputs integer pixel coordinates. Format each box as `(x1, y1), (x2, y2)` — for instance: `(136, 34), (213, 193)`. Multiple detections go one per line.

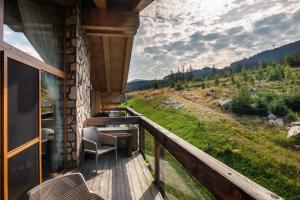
(0, 0), (67, 199)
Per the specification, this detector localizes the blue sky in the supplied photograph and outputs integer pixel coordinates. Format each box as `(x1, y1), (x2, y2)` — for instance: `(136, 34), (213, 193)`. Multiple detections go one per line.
(128, 0), (300, 81)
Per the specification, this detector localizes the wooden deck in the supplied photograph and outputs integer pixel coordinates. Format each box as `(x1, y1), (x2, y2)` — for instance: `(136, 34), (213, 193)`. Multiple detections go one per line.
(72, 151), (163, 200)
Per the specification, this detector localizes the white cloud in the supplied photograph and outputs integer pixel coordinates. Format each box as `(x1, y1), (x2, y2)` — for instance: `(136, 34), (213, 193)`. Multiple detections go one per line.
(128, 0), (300, 81)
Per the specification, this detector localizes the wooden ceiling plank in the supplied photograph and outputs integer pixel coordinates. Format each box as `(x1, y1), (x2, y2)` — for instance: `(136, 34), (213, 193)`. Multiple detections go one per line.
(53, 0), (76, 7)
(82, 25), (134, 32)
(93, 0), (107, 10)
(103, 36), (112, 93)
(122, 36), (133, 92)
(131, 0), (154, 13)
(87, 32), (130, 37)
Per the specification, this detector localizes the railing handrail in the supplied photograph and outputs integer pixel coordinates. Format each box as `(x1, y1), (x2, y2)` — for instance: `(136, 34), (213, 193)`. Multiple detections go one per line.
(83, 107), (282, 200)
(125, 107), (282, 200)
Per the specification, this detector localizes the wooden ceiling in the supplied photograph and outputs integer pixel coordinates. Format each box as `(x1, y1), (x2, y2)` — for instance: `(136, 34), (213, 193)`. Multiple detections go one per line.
(83, 0), (154, 108)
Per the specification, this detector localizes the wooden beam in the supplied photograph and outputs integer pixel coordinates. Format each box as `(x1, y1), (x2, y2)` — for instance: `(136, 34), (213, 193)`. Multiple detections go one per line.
(103, 37), (111, 92)
(82, 25), (135, 32)
(101, 94), (125, 105)
(84, 116), (140, 127)
(82, 9), (140, 32)
(53, 0), (76, 7)
(125, 107), (283, 200)
(122, 37), (133, 92)
(131, 0), (154, 13)
(93, 0), (107, 10)
(87, 32), (130, 38)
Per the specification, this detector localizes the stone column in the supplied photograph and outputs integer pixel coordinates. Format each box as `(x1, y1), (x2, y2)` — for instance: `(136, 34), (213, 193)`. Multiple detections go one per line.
(64, 5), (91, 168)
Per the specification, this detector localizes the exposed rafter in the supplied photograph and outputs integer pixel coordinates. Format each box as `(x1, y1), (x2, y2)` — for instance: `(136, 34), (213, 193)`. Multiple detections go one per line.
(93, 0), (107, 10)
(122, 37), (134, 93)
(131, 0), (154, 13)
(103, 37), (111, 93)
(53, 0), (76, 7)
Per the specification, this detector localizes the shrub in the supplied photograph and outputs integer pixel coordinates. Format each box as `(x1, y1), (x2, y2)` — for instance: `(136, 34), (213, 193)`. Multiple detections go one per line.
(175, 82), (184, 91)
(231, 87), (254, 114)
(284, 111), (298, 122)
(285, 94), (300, 112)
(269, 98), (289, 116)
(253, 97), (269, 116)
(267, 65), (285, 81)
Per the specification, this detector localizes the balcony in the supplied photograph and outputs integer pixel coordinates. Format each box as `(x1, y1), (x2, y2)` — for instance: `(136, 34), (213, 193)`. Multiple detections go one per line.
(80, 107), (283, 200)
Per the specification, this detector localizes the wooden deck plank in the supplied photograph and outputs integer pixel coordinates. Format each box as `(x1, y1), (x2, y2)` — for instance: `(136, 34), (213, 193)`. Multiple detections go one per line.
(126, 152), (145, 200)
(100, 153), (110, 199)
(136, 153), (164, 200)
(132, 153), (153, 200)
(73, 151), (163, 200)
(121, 151), (135, 200)
(116, 152), (126, 200)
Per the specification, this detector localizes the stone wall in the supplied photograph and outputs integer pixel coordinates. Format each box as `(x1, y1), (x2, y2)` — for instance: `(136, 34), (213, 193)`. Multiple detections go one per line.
(65, 5), (91, 168)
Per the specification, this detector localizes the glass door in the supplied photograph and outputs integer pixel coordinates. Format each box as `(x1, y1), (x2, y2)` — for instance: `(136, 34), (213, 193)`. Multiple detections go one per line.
(6, 58), (40, 200)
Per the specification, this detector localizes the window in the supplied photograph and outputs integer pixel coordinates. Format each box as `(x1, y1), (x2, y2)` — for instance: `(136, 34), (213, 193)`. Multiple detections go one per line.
(4, 0), (64, 70)
(8, 144), (39, 200)
(41, 72), (65, 180)
(7, 58), (39, 151)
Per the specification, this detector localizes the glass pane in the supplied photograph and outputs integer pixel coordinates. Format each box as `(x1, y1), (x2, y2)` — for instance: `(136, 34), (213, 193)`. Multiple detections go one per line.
(4, 0), (64, 69)
(159, 147), (215, 200)
(8, 58), (39, 151)
(143, 130), (155, 173)
(8, 144), (39, 200)
(41, 72), (64, 181)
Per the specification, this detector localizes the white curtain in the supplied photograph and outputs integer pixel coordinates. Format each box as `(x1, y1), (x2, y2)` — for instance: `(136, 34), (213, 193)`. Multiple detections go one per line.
(42, 72), (64, 172)
(17, 0), (63, 68)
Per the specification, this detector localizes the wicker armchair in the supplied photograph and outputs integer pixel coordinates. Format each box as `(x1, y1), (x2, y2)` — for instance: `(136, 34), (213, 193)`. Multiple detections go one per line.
(82, 126), (117, 171)
(27, 173), (104, 200)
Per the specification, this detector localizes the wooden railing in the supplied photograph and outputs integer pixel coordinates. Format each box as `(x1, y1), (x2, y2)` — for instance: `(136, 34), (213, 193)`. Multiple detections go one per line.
(85, 107), (282, 200)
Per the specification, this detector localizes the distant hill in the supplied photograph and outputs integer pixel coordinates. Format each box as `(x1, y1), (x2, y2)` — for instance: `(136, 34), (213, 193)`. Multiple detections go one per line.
(127, 40), (300, 92)
(229, 40), (300, 71)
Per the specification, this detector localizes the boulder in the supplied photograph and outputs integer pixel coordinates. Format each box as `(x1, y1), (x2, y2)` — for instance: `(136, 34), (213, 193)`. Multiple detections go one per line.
(268, 114), (277, 120)
(219, 99), (232, 110)
(287, 126), (300, 138)
(269, 119), (277, 126)
(275, 118), (284, 126)
(250, 87), (257, 93)
(291, 122), (300, 127)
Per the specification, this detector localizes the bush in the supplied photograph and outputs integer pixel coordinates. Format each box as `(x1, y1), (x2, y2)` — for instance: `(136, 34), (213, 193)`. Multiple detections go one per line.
(231, 87), (254, 114)
(253, 97), (269, 116)
(175, 82), (184, 91)
(267, 65), (285, 81)
(269, 98), (289, 116)
(285, 94), (300, 112)
(284, 111), (298, 122)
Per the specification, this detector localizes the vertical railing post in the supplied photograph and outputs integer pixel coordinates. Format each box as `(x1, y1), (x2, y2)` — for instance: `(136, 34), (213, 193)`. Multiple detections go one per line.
(154, 139), (160, 184)
(139, 126), (145, 151)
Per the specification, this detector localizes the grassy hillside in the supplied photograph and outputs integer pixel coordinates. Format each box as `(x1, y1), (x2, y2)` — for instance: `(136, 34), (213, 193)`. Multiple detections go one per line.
(124, 88), (300, 200)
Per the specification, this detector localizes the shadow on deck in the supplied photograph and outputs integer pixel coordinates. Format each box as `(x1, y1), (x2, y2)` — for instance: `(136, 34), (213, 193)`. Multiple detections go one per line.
(72, 151), (163, 200)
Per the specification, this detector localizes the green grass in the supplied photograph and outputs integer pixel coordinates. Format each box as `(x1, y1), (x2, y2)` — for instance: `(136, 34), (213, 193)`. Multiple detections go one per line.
(143, 131), (214, 200)
(124, 96), (300, 200)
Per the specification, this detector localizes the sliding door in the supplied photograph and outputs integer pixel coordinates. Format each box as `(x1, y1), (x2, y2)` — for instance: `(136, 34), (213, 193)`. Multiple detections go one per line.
(6, 58), (40, 199)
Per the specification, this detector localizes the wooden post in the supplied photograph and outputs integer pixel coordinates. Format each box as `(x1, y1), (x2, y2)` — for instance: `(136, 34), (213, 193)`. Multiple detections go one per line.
(154, 139), (160, 184)
(139, 126), (145, 151)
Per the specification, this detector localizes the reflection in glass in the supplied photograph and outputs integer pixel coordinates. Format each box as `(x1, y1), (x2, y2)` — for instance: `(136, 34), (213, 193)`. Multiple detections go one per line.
(8, 58), (39, 151)
(4, 0), (64, 69)
(8, 144), (39, 200)
(41, 72), (64, 181)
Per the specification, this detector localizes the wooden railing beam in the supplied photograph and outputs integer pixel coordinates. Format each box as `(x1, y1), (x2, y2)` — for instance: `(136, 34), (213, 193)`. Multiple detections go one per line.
(125, 107), (282, 200)
(84, 116), (139, 126)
